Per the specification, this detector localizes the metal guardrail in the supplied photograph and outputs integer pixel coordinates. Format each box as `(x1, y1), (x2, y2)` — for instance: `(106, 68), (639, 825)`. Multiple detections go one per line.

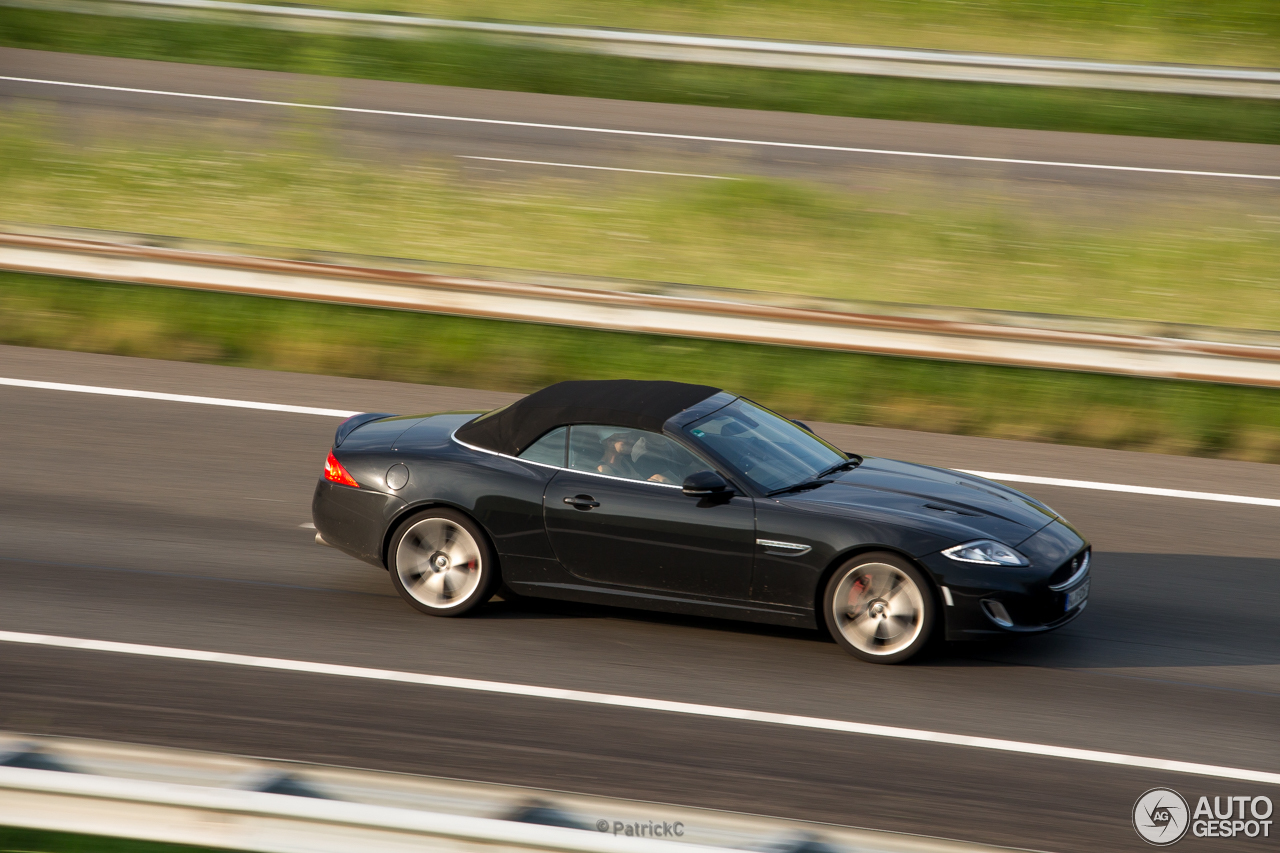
(6, 0), (1280, 99)
(0, 732), (1007, 853)
(0, 766), (733, 853)
(2, 227), (1278, 388)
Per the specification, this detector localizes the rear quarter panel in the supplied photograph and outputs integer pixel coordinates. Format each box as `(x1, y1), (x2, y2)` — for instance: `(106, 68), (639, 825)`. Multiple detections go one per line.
(390, 415), (558, 564)
(315, 413), (560, 568)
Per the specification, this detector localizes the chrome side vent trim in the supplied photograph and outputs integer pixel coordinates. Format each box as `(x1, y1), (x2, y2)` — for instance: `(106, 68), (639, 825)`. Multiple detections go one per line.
(756, 539), (812, 556)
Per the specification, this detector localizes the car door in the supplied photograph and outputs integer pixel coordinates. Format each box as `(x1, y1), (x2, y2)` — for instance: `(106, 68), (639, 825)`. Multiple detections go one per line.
(544, 424), (756, 600)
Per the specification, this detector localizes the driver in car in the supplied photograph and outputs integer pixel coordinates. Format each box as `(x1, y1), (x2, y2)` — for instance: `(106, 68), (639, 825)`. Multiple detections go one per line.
(598, 432), (677, 483)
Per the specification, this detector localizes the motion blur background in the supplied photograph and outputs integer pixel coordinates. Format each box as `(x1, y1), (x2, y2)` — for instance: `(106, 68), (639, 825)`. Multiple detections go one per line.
(0, 1), (1278, 851)
(1, 0), (1278, 459)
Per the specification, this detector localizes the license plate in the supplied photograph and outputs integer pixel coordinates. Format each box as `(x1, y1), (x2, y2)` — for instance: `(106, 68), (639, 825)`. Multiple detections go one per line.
(1065, 578), (1090, 612)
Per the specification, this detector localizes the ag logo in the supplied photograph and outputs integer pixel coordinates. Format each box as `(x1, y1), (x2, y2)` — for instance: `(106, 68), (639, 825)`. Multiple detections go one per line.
(1134, 788), (1190, 845)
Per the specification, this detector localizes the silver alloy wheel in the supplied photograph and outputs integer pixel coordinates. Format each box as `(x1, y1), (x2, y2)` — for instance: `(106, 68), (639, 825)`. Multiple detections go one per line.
(395, 517), (483, 609)
(831, 561), (926, 656)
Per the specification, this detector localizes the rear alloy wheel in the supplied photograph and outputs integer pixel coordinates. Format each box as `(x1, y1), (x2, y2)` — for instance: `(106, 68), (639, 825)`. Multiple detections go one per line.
(823, 552), (935, 663)
(389, 509), (496, 616)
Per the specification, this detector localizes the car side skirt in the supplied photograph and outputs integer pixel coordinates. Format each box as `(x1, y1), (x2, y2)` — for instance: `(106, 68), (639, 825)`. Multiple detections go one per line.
(506, 577), (816, 630)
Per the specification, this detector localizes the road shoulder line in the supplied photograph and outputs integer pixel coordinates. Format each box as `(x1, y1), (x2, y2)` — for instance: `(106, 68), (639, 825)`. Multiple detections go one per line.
(0, 376), (358, 418)
(2, 629), (1278, 786)
(959, 470), (1280, 508)
(2, 376), (1277, 506)
(3, 76), (1278, 181)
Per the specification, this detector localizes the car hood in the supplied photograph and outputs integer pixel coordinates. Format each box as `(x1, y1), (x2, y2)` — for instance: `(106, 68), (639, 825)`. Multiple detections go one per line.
(779, 457), (1059, 546)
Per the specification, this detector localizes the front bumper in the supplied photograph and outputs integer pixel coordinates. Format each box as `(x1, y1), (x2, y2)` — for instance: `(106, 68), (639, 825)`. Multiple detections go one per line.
(921, 519), (1091, 641)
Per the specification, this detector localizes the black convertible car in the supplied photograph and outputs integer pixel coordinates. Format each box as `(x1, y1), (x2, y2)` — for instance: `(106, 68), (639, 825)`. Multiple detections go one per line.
(313, 380), (1090, 663)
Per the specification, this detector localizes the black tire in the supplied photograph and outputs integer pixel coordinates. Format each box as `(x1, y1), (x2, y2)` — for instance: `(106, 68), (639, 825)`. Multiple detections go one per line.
(822, 552), (936, 664)
(388, 508), (498, 617)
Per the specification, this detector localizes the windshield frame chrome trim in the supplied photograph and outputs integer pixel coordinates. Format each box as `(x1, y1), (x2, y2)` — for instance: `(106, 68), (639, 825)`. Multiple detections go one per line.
(683, 397), (847, 497)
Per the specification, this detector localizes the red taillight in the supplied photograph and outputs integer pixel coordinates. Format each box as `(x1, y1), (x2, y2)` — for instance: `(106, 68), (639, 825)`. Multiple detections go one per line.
(324, 450), (359, 488)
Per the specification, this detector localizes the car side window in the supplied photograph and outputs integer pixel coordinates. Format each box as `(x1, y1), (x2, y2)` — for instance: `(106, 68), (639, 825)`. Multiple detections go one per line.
(518, 426), (568, 467)
(568, 425), (708, 485)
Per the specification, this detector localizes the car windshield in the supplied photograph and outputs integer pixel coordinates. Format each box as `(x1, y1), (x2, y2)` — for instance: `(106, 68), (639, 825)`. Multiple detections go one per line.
(684, 399), (847, 493)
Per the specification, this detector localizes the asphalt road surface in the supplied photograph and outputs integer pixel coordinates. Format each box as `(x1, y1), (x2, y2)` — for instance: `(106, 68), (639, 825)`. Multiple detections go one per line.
(1, 344), (1277, 852)
(2, 47), (1279, 200)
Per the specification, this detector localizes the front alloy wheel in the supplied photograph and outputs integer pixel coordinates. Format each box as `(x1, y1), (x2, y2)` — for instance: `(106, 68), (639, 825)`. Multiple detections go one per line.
(389, 509), (496, 616)
(823, 552), (935, 663)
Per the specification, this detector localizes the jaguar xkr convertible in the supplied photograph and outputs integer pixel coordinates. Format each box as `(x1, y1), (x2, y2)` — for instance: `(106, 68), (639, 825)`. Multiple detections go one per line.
(312, 380), (1090, 663)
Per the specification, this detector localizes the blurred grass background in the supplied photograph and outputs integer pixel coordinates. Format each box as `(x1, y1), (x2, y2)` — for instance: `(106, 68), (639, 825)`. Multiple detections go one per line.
(4, 270), (1278, 462)
(1, 1), (1277, 462)
(3, 8), (1278, 144)
(285, 0), (1280, 66)
(2, 114), (1277, 329)
(0, 824), (231, 852)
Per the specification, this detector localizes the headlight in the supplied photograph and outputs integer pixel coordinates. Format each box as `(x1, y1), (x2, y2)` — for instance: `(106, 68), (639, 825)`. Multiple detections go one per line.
(942, 539), (1029, 566)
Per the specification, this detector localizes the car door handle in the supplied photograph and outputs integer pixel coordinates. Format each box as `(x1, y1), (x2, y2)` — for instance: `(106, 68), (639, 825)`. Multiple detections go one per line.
(563, 495), (600, 510)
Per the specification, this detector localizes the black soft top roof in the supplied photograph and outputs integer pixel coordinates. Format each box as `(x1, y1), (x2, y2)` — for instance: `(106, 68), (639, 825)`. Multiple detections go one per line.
(454, 379), (721, 457)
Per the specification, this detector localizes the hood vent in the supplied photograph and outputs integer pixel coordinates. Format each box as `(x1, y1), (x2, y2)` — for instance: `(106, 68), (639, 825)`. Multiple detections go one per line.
(924, 502), (983, 517)
(955, 480), (1012, 502)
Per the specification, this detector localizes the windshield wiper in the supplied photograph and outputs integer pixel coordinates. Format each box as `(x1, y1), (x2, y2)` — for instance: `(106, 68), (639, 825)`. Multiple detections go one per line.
(815, 455), (863, 479)
(767, 456), (863, 497)
(768, 478), (833, 497)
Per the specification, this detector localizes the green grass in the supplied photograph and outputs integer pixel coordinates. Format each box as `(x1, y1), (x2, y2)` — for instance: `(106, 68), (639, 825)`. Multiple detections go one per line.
(0, 824), (234, 853)
(2, 8), (1279, 144)
(3, 270), (1278, 462)
(274, 0), (1280, 67)
(3, 115), (1278, 330)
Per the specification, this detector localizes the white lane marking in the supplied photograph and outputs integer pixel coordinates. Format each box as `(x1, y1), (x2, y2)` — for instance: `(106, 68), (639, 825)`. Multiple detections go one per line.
(961, 470), (1280, 509)
(2, 629), (1277, 785)
(3, 376), (1276, 507)
(0, 377), (358, 418)
(4, 76), (1278, 182)
(460, 156), (738, 180)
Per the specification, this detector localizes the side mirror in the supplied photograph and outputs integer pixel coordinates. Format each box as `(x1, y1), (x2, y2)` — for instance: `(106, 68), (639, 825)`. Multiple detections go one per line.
(683, 470), (730, 497)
